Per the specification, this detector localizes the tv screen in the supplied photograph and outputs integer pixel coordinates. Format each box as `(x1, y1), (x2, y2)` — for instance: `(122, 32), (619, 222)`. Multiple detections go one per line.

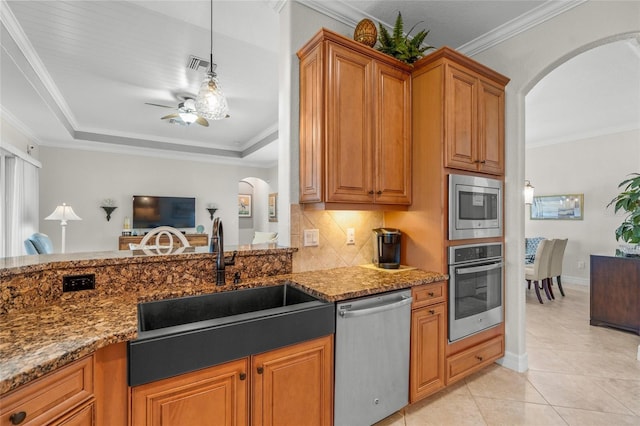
(132, 196), (195, 229)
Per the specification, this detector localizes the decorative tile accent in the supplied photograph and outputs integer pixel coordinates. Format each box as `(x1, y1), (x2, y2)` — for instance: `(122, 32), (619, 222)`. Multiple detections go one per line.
(290, 204), (383, 272)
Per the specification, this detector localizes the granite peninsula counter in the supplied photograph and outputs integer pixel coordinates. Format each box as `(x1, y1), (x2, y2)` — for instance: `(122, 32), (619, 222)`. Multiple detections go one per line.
(1, 246), (446, 395)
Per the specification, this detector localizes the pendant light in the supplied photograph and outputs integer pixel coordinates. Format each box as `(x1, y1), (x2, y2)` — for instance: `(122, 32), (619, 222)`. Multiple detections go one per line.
(195, 0), (229, 120)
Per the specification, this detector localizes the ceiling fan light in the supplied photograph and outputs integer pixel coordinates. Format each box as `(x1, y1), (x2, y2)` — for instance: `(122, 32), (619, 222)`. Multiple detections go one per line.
(178, 111), (198, 124)
(195, 72), (229, 121)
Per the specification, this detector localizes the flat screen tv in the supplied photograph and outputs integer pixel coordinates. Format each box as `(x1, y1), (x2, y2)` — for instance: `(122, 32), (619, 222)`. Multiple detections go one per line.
(132, 195), (195, 229)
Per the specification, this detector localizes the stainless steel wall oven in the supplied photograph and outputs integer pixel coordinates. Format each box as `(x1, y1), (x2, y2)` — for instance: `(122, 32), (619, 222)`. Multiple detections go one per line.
(448, 243), (503, 342)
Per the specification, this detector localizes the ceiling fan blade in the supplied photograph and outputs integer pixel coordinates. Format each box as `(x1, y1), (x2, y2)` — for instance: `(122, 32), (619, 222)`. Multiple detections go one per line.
(196, 117), (209, 127)
(160, 113), (179, 120)
(145, 102), (174, 109)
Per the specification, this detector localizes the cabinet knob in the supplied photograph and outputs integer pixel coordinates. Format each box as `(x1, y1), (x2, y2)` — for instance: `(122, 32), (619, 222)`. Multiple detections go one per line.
(257, 366), (264, 374)
(428, 292), (435, 297)
(475, 355), (484, 362)
(429, 309), (435, 315)
(480, 160), (486, 164)
(376, 190), (382, 195)
(239, 372), (247, 380)
(10, 412), (27, 425)
(368, 190), (374, 195)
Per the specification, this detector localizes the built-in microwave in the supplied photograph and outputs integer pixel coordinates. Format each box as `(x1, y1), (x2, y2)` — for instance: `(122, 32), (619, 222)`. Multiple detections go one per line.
(449, 174), (502, 240)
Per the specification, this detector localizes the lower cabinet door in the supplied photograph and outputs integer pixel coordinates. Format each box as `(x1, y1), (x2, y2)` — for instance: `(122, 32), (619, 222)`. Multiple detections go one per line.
(251, 335), (333, 426)
(410, 303), (446, 402)
(51, 400), (95, 426)
(130, 358), (249, 426)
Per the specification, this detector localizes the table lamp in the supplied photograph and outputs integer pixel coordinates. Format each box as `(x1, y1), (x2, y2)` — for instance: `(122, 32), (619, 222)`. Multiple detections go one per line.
(45, 203), (82, 253)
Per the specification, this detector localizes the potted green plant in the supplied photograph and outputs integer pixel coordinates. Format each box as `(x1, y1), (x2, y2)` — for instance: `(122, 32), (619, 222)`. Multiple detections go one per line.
(607, 173), (640, 255)
(377, 12), (433, 64)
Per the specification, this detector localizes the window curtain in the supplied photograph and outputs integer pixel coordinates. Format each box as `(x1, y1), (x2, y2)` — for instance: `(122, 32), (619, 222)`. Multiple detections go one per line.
(1, 152), (39, 257)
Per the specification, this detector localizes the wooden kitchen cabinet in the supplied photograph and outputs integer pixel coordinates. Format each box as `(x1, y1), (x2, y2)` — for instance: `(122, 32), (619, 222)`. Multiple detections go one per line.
(252, 335), (333, 426)
(298, 28), (411, 209)
(129, 335), (333, 426)
(50, 401), (94, 426)
(443, 59), (507, 175)
(446, 335), (504, 385)
(130, 358), (249, 426)
(0, 356), (94, 426)
(410, 283), (446, 402)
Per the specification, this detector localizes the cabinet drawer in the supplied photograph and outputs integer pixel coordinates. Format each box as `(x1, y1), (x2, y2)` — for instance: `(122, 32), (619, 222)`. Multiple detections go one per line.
(412, 281), (446, 309)
(0, 356), (94, 426)
(446, 336), (503, 385)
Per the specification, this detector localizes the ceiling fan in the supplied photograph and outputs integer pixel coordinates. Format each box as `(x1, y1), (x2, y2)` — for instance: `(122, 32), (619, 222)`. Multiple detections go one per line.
(145, 97), (209, 127)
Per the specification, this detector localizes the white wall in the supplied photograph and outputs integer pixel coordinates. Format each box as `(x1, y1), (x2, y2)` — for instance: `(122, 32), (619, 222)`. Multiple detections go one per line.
(472, 0), (640, 372)
(277, 1), (353, 245)
(526, 130), (640, 284)
(38, 146), (273, 253)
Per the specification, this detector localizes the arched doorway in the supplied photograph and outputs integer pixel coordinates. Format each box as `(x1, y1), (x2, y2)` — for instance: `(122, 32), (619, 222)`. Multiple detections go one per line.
(238, 177), (278, 245)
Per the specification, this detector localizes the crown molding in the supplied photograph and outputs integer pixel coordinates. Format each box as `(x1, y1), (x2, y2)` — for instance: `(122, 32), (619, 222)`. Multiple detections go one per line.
(0, 105), (42, 146)
(0, 0), (78, 128)
(304, 0), (587, 56)
(266, 0), (288, 14)
(458, 0), (587, 56)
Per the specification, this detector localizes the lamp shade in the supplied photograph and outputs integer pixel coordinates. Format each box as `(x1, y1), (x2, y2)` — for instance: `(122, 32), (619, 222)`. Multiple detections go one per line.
(524, 181), (535, 205)
(195, 72), (229, 120)
(45, 203), (82, 223)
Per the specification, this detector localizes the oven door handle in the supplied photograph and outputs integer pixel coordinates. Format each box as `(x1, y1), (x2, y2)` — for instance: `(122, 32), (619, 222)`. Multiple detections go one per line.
(456, 261), (503, 275)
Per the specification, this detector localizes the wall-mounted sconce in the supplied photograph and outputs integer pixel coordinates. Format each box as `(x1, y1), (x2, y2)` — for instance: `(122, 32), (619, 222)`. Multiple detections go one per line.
(206, 207), (218, 220)
(100, 199), (117, 221)
(524, 180), (535, 205)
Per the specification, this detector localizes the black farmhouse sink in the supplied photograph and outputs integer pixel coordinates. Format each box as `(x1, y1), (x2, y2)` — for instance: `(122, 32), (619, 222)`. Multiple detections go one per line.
(128, 284), (335, 386)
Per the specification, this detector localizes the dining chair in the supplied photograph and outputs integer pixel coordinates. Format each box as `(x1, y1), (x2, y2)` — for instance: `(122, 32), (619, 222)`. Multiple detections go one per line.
(525, 239), (556, 304)
(549, 238), (568, 297)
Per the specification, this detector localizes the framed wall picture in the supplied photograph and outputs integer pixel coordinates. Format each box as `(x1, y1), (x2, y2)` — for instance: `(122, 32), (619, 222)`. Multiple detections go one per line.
(268, 193), (278, 222)
(530, 194), (584, 220)
(238, 194), (252, 218)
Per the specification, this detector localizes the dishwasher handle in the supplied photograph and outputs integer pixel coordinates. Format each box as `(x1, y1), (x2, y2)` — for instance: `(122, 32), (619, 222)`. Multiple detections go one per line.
(339, 296), (413, 318)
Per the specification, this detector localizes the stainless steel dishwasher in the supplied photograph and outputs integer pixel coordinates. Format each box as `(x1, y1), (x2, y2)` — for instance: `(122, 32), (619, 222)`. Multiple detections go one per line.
(334, 289), (412, 426)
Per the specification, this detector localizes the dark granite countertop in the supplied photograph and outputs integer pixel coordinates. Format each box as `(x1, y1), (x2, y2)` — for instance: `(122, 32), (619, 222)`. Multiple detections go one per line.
(0, 264), (447, 395)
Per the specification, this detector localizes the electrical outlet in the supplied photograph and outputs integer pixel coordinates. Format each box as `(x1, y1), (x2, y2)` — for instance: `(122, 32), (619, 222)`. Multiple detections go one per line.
(63, 274), (95, 292)
(303, 229), (319, 247)
(577, 260), (585, 269)
(346, 228), (355, 245)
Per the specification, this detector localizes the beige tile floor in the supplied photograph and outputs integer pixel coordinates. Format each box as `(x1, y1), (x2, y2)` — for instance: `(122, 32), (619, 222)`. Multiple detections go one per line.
(375, 283), (640, 426)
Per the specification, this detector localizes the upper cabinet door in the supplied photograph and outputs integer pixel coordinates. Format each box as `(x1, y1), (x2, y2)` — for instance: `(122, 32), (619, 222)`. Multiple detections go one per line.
(374, 61), (412, 205)
(444, 65), (479, 171)
(325, 42), (374, 203)
(478, 78), (505, 175)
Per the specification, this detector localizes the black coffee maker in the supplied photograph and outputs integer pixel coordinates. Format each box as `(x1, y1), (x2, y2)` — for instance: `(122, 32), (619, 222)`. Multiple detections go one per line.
(372, 228), (401, 269)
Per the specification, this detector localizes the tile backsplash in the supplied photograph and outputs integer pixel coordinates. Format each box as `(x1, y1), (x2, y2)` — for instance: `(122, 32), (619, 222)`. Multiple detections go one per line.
(290, 204), (383, 272)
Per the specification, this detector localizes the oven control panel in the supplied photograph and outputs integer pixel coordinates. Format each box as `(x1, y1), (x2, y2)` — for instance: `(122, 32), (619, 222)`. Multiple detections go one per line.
(449, 243), (503, 264)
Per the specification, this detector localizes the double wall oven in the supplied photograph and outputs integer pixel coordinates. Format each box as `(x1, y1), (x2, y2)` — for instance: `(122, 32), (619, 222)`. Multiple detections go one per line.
(447, 173), (504, 342)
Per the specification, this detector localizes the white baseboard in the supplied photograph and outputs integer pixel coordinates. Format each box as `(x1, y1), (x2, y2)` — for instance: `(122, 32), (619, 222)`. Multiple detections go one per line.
(562, 274), (589, 286)
(496, 350), (528, 373)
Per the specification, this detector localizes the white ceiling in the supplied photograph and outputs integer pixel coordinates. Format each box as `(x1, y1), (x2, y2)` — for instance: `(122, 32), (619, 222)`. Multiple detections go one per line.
(3, 1), (634, 168)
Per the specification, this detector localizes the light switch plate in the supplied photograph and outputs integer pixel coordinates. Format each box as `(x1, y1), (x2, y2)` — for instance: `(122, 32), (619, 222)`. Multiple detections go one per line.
(304, 229), (319, 247)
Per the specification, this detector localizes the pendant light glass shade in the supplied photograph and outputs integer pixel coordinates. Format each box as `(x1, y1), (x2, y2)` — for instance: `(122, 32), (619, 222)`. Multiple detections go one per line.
(195, 71), (228, 120)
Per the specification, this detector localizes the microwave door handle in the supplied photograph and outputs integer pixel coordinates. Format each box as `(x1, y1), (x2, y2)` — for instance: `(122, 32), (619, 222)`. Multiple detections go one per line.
(456, 262), (503, 275)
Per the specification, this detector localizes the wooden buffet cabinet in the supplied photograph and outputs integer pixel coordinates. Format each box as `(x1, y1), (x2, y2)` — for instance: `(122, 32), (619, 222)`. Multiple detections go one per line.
(118, 233), (208, 251)
(590, 255), (640, 335)
(298, 29), (412, 209)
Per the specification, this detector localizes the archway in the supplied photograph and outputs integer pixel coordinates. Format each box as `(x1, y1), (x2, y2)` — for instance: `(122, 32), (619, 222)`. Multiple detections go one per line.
(238, 177), (278, 245)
